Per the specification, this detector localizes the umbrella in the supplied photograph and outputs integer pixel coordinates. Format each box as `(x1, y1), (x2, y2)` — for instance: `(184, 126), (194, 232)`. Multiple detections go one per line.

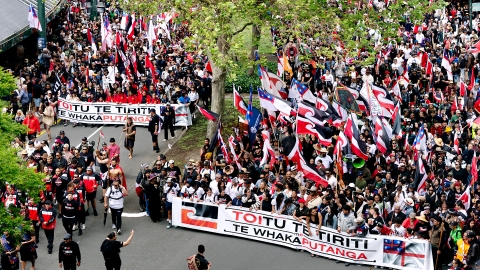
(103, 207), (108, 226)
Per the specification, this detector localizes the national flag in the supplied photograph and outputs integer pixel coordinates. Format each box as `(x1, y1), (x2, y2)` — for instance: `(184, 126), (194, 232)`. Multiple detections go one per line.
(468, 40), (480, 54)
(441, 49), (453, 80)
(457, 186), (472, 210)
(469, 65), (476, 90)
(391, 80), (401, 100)
(205, 122), (222, 160)
(99, 130), (105, 138)
(460, 81), (467, 97)
(127, 14), (136, 40)
(371, 84), (395, 115)
(413, 126), (426, 152)
(218, 132), (230, 164)
(297, 102), (330, 125)
(120, 13), (129, 30)
(196, 105), (219, 122)
(291, 78), (316, 103)
(277, 112), (291, 126)
(233, 85), (248, 116)
(258, 65), (281, 97)
(266, 71), (288, 99)
(248, 107), (263, 148)
(277, 53), (284, 77)
(347, 114), (368, 160)
(85, 67), (89, 84)
(296, 115), (333, 146)
(28, 4), (42, 31)
(375, 117), (390, 154)
(145, 53), (157, 84)
(147, 20), (157, 54)
(414, 158), (428, 196)
(101, 14), (113, 51)
(228, 136), (242, 170)
(383, 239), (426, 267)
(257, 88), (293, 116)
(454, 129), (460, 154)
(260, 131), (276, 168)
(285, 137), (328, 187)
(356, 95), (370, 115)
(470, 152), (478, 186)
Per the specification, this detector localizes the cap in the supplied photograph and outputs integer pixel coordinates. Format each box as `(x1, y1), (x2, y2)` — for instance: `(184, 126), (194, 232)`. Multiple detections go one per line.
(166, 178), (172, 183)
(82, 137), (87, 141)
(169, 160), (175, 164)
(290, 166), (297, 171)
(358, 170), (364, 176)
(310, 186), (318, 192)
(454, 181), (461, 187)
(444, 182), (451, 188)
(63, 233), (72, 240)
(102, 142), (107, 146)
(55, 139), (62, 143)
(44, 200), (52, 205)
(59, 130), (65, 134)
(298, 198), (306, 203)
(109, 138), (115, 142)
(86, 166), (92, 171)
(367, 196), (374, 201)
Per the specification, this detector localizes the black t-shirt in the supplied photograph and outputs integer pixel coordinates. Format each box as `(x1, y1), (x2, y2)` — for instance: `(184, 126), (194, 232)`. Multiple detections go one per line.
(148, 114), (160, 133)
(195, 254), (209, 270)
(100, 239), (122, 260)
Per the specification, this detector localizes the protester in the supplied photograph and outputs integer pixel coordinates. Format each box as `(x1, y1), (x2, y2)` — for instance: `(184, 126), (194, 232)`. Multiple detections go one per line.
(100, 230), (134, 270)
(58, 234), (81, 270)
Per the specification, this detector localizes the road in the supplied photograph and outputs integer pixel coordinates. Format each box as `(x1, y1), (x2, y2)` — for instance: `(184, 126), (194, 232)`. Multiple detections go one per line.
(31, 122), (363, 270)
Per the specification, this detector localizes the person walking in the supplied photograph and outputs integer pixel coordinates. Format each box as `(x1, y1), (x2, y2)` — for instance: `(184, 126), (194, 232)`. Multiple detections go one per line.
(61, 193), (79, 235)
(23, 111), (41, 141)
(195, 245), (211, 270)
(161, 103), (175, 141)
(122, 117), (136, 159)
(145, 177), (162, 222)
(148, 109), (160, 153)
(38, 200), (56, 254)
(100, 230), (134, 270)
(104, 179), (128, 235)
(58, 234), (81, 270)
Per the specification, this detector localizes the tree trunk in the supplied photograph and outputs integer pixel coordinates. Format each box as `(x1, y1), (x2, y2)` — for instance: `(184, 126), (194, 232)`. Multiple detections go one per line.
(206, 35), (228, 139)
(247, 24), (261, 76)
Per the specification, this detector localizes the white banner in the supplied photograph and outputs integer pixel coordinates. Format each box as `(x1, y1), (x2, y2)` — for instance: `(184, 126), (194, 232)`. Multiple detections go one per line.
(172, 198), (434, 270)
(57, 98), (192, 126)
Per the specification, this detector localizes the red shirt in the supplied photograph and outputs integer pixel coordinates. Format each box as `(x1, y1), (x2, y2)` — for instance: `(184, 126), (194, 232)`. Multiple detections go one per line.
(126, 95), (138, 104)
(23, 116), (41, 135)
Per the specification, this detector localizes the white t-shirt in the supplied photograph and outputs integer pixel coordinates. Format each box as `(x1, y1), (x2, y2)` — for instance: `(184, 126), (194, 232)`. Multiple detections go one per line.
(163, 183), (179, 202)
(390, 224), (406, 237)
(226, 183), (241, 199)
(202, 193), (216, 203)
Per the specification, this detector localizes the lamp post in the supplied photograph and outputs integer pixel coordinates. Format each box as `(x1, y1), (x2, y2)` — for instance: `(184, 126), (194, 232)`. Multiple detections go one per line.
(37, 0), (47, 50)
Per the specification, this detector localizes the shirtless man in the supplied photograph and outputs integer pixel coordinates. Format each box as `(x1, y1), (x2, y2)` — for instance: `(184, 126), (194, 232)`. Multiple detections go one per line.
(108, 158), (127, 190)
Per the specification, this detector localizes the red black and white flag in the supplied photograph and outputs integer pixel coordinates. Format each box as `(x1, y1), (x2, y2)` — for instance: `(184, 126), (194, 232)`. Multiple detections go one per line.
(196, 105), (219, 122)
(286, 137), (328, 187)
(346, 113), (368, 160)
(414, 158), (428, 196)
(296, 115), (332, 146)
(233, 84), (248, 116)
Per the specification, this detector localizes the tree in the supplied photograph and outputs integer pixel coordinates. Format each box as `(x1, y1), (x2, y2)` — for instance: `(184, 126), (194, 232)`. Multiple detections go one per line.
(0, 67), (45, 247)
(119, 0), (443, 137)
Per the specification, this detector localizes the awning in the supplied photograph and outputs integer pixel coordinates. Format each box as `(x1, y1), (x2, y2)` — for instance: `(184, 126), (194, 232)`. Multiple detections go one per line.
(0, 0), (65, 51)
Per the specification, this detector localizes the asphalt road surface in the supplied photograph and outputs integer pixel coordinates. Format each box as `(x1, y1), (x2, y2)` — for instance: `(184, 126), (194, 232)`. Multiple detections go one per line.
(32, 122), (366, 270)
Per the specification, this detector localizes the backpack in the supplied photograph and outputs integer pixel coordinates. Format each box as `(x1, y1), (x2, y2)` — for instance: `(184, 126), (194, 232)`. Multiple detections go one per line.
(100, 239), (117, 260)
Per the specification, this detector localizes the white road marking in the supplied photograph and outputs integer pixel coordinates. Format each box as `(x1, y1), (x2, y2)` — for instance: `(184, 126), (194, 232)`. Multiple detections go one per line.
(75, 126), (104, 148)
(122, 212), (148, 218)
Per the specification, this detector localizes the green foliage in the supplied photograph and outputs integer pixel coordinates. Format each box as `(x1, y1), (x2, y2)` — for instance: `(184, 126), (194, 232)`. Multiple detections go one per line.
(225, 58), (278, 93)
(0, 69), (45, 247)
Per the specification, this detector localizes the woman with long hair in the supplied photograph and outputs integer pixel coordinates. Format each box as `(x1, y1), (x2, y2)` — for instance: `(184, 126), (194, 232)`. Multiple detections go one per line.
(306, 207), (322, 257)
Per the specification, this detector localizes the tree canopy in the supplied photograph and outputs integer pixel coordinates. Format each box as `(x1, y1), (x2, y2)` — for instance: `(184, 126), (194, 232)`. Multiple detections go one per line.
(119, 0), (445, 135)
(0, 67), (45, 246)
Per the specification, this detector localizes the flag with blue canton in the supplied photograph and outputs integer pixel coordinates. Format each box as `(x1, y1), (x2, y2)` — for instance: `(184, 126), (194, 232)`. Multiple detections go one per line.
(413, 126), (425, 151)
(383, 239), (426, 267)
(292, 78), (309, 95)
